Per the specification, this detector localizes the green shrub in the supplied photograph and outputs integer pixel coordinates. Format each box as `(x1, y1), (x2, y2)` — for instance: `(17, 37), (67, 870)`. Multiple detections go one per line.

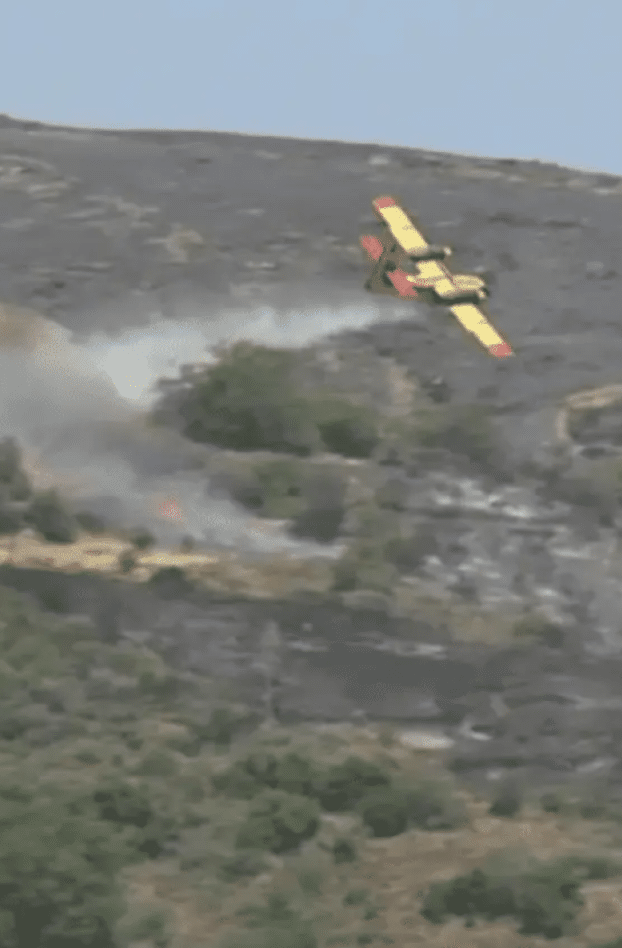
(198, 706), (254, 749)
(313, 756), (392, 812)
(421, 858), (585, 939)
(135, 748), (178, 777)
(91, 776), (175, 859)
(512, 614), (565, 647)
(421, 867), (516, 926)
(289, 471), (347, 543)
(514, 860), (584, 938)
(116, 906), (172, 948)
(222, 893), (318, 948)
(164, 341), (380, 459)
(0, 778), (130, 948)
(412, 404), (498, 467)
(220, 930), (317, 948)
(129, 528), (156, 550)
(540, 790), (565, 813)
(176, 342), (322, 455)
(217, 850), (268, 883)
(213, 751), (320, 800)
(25, 489), (78, 543)
(357, 779), (468, 839)
(331, 542), (399, 594)
(235, 790), (320, 854)
(343, 889), (369, 906)
(332, 836), (357, 864)
(384, 528), (439, 572)
(562, 852), (622, 881)
(213, 752), (280, 799)
(489, 778), (523, 818)
(312, 395), (380, 459)
(357, 788), (409, 838)
(118, 551), (136, 574)
(403, 779), (468, 830)
(290, 502), (346, 543)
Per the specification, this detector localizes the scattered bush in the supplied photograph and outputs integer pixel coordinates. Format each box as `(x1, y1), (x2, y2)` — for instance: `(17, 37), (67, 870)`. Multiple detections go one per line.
(213, 751), (320, 800)
(512, 613), (565, 647)
(289, 471), (347, 544)
(25, 489), (78, 543)
(332, 836), (357, 864)
(118, 550), (136, 574)
(412, 404), (499, 467)
(489, 778), (523, 818)
(403, 779), (468, 830)
(134, 748), (178, 777)
(312, 394), (380, 459)
(222, 892), (318, 948)
(384, 528), (439, 573)
(563, 852), (622, 881)
(331, 541), (399, 594)
(313, 756), (392, 812)
(357, 788), (409, 837)
(213, 751), (280, 799)
(421, 858), (585, 939)
(175, 342), (323, 455)
(289, 501), (346, 544)
(115, 906), (172, 948)
(91, 775), (176, 859)
(167, 341), (380, 458)
(129, 528), (156, 550)
(197, 706), (255, 749)
(0, 778), (130, 948)
(343, 889), (369, 906)
(540, 790), (565, 813)
(217, 850), (268, 883)
(235, 790), (320, 854)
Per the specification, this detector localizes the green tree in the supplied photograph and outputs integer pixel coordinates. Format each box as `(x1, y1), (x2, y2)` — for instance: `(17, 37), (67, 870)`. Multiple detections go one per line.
(0, 781), (129, 948)
(235, 790), (320, 854)
(176, 342), (321, 455)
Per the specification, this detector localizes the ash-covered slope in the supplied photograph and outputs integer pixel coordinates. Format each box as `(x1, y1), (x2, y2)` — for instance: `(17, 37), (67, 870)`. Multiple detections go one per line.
(3, 114), (622, 797)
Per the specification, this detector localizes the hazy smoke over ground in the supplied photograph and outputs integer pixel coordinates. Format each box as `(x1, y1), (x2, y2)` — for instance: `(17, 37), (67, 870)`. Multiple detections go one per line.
(0, 294), (410, 556)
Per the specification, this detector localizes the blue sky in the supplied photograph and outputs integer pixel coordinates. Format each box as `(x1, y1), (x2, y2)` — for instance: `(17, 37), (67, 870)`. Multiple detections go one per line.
(3, 0), (620, 174)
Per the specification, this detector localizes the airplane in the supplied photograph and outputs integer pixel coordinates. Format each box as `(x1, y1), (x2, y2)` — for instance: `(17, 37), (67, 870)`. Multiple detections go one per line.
(360, 196), (513, 358)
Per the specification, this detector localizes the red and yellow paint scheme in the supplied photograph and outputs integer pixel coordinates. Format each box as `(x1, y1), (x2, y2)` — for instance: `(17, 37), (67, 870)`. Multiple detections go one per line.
(361, 196), (513, 358)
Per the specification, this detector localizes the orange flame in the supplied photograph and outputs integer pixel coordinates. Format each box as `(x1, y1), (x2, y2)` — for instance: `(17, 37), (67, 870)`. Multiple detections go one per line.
(157, 496), (184, 522)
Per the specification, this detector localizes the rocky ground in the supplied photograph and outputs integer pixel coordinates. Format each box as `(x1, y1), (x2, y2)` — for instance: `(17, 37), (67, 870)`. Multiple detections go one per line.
(2, 113), (622, 803)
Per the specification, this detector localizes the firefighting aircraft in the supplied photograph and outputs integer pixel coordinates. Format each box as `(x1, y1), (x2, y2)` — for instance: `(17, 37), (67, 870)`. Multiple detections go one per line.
(360, 196), (513, 357)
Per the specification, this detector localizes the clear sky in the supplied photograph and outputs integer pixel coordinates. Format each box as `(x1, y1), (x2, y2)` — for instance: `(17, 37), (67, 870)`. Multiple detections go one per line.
(2, 0), (620, 174)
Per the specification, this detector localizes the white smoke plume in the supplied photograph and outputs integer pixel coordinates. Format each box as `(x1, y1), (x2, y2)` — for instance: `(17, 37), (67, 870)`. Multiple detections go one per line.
(0, 292), (410, 556)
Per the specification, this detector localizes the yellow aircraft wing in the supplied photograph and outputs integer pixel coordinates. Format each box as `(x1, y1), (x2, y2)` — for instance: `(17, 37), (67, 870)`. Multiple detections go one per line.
(372, 197), (430, 254)
(371, 196), (513, 357)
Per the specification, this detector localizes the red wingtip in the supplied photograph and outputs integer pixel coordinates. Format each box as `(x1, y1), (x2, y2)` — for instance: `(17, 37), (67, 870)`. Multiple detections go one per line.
(488, 342), (513, 358)
(373, 196), (397, 210)
(360, 235), (384, 261)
